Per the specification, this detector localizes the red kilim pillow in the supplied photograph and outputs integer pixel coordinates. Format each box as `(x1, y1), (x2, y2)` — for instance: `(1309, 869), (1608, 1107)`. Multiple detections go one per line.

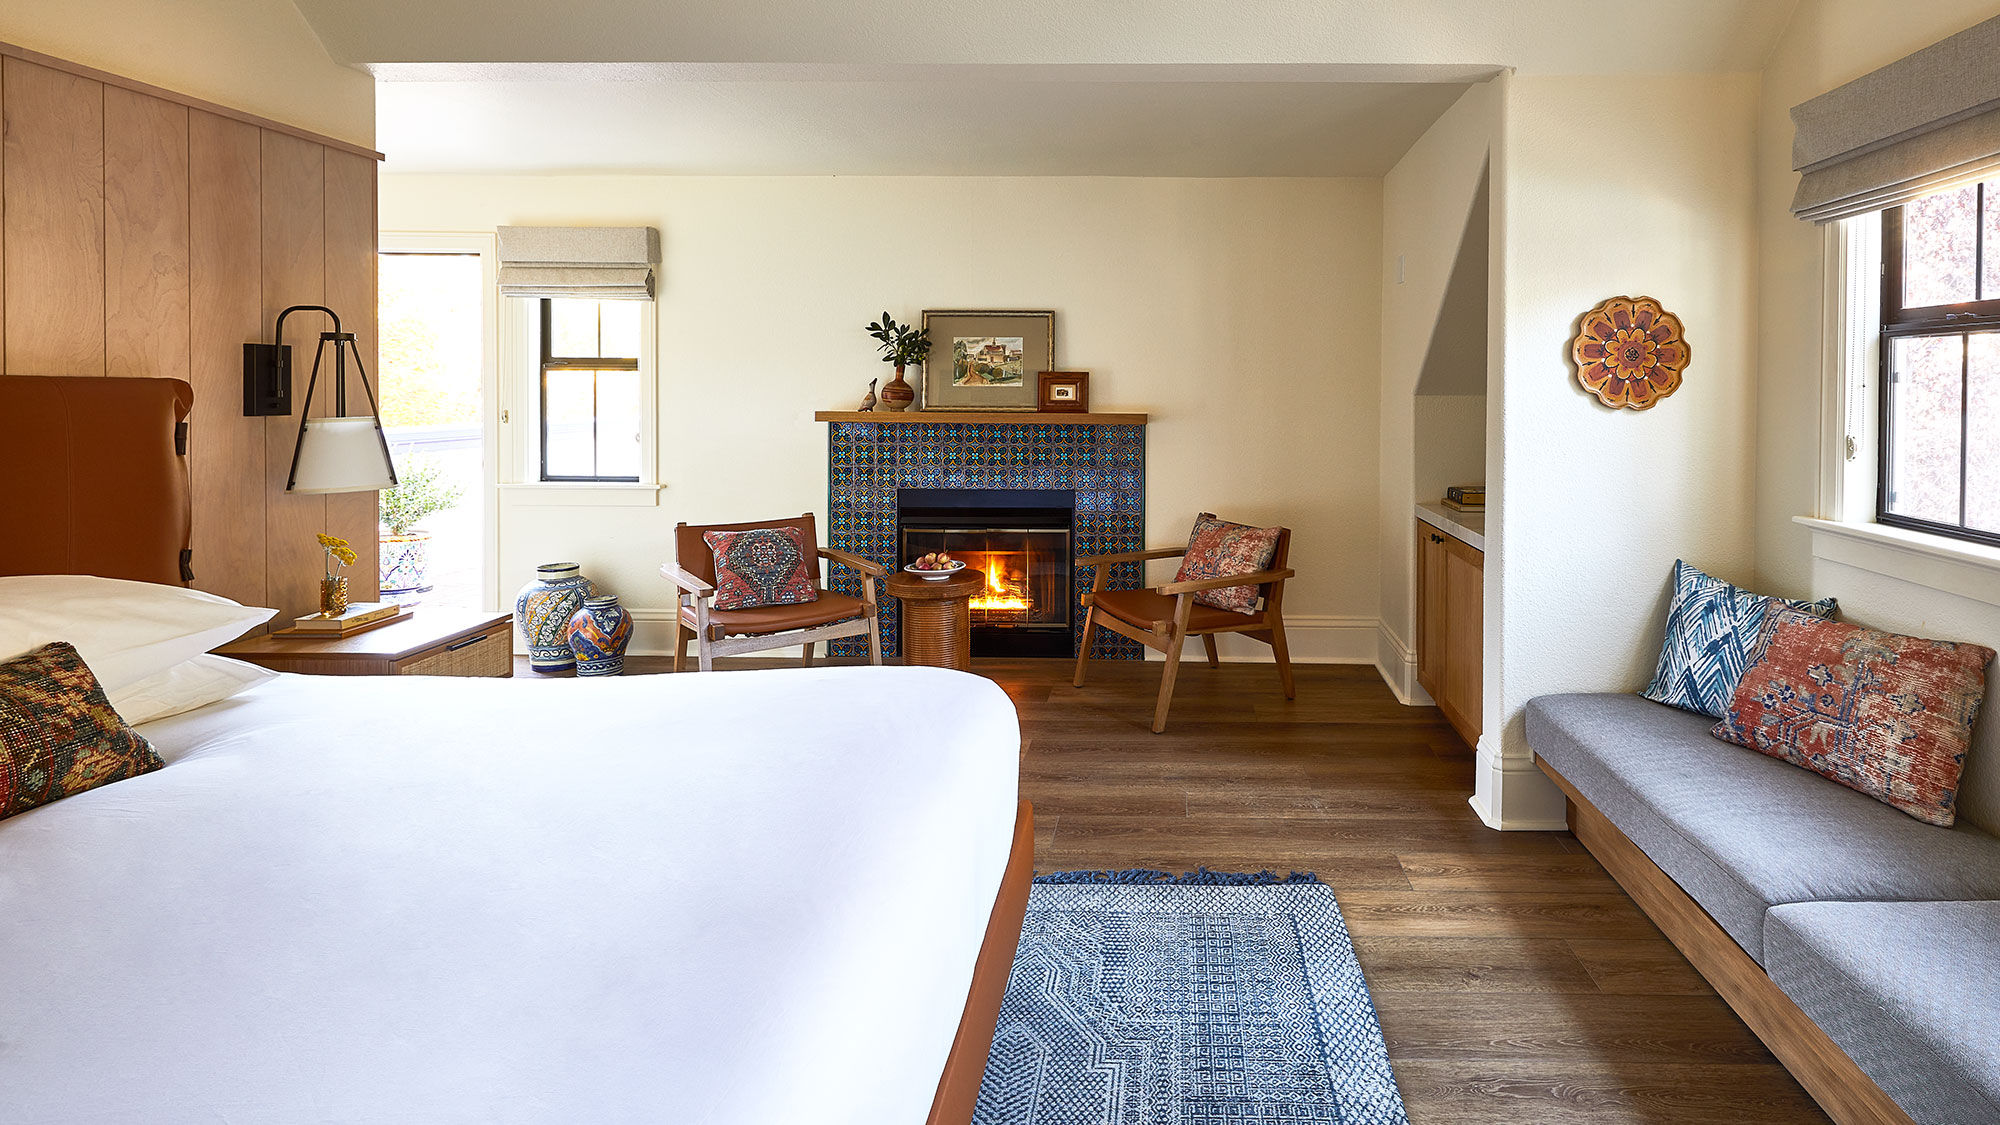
(1173, 512), (1280, 614)
(703, 526), (820, 611)
(2, 641), (164, 821)
(1711, 606), (1994, 826)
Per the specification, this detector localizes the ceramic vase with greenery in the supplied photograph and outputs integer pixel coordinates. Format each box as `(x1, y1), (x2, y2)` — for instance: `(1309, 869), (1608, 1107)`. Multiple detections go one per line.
(865, 312), (931, 412)
(378, 458), (463, 596)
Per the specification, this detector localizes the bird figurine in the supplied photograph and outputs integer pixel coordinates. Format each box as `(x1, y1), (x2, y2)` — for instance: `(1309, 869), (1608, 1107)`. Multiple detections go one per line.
(857, 378), (877, 412)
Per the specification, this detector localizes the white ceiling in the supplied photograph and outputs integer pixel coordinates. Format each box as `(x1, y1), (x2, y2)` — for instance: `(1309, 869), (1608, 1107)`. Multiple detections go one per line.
(309, 0), (1800, 176)
(375, 68), (1477, 176)
(296, 1), (1795, 74)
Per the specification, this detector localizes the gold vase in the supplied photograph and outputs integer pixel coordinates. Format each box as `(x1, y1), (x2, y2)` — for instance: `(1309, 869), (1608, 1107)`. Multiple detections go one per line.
(319, 576), (349, 617)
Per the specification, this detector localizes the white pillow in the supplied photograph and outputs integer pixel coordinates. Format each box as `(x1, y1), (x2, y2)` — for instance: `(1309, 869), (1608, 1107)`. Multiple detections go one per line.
(106, 653), (279, 726)
(0, 575), (275, 693)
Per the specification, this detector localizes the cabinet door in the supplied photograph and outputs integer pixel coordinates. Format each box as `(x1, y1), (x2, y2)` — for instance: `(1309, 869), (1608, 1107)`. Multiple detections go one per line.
(1415, 525), (1449, 698)
(1442, 536), (1484, 740)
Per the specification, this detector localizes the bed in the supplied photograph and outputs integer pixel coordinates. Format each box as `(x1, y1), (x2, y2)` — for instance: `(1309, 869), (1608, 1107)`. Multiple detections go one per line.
(0, 375), (1033, 1124)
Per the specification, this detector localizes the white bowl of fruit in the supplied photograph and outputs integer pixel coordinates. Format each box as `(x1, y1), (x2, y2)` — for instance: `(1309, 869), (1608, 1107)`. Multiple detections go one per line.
(904, 551), (967, 580)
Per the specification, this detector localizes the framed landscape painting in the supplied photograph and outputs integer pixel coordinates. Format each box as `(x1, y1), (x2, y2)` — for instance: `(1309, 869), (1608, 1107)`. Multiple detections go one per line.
(920, 310), (1054, 411)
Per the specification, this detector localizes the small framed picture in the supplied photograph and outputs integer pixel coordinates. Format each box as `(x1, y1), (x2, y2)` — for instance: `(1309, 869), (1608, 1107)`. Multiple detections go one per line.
(1038, 371), (1090, 413)
(920, 310), (1054, 412)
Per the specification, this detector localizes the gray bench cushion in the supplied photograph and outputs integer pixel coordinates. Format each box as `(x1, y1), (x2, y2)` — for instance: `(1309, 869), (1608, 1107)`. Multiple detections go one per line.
(1766, 901), (2000, 1125)
(1525, 693), (2000, 963)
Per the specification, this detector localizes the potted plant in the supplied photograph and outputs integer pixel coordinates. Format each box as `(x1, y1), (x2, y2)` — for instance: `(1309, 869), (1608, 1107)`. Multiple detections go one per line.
(378, 457), (463, 597)
(865, 312), (931, 412)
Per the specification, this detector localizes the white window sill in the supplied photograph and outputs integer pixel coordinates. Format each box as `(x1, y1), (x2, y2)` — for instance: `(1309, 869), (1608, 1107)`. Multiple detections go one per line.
(499, 483), (663, 508)
(1794, 516), (2000, 608)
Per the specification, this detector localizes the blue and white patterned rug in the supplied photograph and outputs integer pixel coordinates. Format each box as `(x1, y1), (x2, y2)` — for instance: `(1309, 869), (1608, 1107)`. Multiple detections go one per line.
(973, 870), (1409, 1125)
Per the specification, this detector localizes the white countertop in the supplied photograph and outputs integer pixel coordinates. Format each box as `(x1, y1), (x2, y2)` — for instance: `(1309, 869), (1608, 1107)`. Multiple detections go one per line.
(1417, 502), (1484, 551)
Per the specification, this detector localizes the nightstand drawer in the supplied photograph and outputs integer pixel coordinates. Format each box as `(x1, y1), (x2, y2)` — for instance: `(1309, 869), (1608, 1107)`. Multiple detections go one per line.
(396, 624), (512, 677)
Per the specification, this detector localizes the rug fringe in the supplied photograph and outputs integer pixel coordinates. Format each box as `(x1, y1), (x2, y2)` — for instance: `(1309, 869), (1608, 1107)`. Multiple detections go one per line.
(1033, 867), (1322, 886)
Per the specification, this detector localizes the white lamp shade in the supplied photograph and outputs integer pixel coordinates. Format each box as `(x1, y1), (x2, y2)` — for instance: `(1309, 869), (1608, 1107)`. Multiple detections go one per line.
(289, 417), (395, 494)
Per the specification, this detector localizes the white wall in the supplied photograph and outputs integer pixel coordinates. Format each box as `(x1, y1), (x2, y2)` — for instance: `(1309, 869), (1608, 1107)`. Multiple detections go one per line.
(1377, 81), (1501, 700)
(380, 175), (1384, 660)
(1487, 72), (1761, 828)
(1413, 396), (1485, 511)
(1754, 0), (2000, 832)
(0, 0), (374, 147)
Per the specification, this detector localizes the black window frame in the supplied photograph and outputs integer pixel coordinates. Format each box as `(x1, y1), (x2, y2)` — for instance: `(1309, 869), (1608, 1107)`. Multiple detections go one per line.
(538, 298), (641, 483)
(1877, 186), (2000, 546)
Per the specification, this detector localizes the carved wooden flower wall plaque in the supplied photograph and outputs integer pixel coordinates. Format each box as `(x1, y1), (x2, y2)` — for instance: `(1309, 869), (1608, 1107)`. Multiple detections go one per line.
(1571, 295), (1689, 410)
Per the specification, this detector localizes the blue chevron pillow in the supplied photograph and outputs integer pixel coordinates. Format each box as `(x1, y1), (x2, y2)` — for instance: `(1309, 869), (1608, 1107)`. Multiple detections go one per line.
(1640, 560), (1837, 719)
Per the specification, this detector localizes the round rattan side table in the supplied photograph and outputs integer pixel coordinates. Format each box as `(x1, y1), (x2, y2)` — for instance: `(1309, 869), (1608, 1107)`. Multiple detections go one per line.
(884, 567), (984, 670)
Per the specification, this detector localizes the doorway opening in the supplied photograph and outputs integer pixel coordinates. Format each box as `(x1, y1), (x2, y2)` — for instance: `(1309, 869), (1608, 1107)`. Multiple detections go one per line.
(378, 250), (488, 608)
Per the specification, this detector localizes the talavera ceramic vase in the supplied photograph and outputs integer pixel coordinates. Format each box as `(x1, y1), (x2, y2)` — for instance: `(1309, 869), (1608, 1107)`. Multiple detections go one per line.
(566, 594), (633, 677)
(515, 562), (595, 671)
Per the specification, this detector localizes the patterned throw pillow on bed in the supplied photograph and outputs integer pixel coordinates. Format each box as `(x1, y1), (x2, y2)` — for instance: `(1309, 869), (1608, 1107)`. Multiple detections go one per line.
(1173, 513), (1280, 614)
(1712, 606), (1993, 826)
(1640, 560), (1837, 719)
(704, 526), (820, 611)
(1, 641), (164, 821)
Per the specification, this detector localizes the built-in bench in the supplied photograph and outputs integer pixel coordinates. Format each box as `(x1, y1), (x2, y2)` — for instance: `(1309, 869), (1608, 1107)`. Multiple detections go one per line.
(1528, 693), (2000, 1125)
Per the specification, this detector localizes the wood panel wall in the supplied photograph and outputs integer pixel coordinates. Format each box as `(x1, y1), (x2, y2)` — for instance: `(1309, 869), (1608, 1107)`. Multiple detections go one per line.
(0, 45), (382, 624)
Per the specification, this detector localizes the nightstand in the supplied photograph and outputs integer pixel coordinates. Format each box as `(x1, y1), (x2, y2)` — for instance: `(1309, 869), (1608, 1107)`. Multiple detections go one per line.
(215, 609), (514, 677)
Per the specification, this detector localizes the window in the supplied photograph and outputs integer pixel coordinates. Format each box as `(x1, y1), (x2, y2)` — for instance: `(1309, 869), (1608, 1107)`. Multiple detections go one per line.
(1879, 180), (2000, 544)
(538, 298), (642, 482)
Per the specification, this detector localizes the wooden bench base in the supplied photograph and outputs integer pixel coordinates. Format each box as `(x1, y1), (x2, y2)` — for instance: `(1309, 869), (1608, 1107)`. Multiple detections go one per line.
(1534, 756), (1916, 1125)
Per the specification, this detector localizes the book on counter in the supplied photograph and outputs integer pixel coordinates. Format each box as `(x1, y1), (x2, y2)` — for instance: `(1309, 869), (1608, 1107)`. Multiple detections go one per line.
(291, 601), (407, 634)
(1440, 498), (1484, 513)
(1444, 483), (1486, 505)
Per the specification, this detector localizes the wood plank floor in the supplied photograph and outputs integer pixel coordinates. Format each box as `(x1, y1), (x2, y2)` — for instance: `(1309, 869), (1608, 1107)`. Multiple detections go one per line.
(567, 654), (1833, 1124)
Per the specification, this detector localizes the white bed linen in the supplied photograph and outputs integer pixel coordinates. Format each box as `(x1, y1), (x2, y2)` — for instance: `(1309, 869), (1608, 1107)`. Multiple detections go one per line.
(0, 665), (1019, 1125)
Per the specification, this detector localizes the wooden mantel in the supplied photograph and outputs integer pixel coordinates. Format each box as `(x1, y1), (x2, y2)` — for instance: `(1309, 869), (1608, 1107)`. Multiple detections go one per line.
(815, 410), (1148, 425)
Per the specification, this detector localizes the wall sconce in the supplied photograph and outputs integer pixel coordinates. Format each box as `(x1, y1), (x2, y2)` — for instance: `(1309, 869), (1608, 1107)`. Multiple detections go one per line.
(243, 305), (398, 494)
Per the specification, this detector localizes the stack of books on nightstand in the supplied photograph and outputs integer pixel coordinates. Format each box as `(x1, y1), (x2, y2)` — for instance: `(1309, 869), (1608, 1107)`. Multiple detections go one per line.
(1441, 484), (1485, 513)
(288, 601), (410, 636)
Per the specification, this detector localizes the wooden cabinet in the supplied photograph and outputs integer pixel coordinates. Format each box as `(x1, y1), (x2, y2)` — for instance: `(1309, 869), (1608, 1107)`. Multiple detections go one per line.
(1416, 522), (1483, 748)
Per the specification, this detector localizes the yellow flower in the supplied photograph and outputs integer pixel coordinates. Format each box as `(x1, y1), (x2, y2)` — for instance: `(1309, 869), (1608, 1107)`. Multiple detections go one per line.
(317, 532), (358, 572)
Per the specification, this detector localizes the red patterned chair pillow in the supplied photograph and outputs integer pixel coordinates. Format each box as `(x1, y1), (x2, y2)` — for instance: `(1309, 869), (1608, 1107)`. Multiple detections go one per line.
(1712, 606), (1995, 826)
(1173, 512), (1280, 614)
(2, 641), (164, 821)
(703, 526), (820, 611)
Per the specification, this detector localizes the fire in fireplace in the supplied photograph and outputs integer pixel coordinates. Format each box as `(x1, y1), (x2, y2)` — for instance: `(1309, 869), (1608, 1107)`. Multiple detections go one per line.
(964, 551), (1030, 615)
(898, 488), (1074, 657)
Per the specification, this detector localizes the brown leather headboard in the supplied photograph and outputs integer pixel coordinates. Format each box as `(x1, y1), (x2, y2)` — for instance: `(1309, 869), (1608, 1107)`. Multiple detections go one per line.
(0, 375), (195, 585)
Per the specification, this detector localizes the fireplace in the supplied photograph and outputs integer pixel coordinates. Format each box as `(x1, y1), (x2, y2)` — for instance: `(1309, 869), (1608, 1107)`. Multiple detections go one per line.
(823, 416), (1144, 661)
(898, 488), (1073, 657)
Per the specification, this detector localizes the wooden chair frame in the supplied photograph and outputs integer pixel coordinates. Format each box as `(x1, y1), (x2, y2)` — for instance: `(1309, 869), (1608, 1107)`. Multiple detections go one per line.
(663, 516), (885, 671)
(1073, 529), (1296, 732)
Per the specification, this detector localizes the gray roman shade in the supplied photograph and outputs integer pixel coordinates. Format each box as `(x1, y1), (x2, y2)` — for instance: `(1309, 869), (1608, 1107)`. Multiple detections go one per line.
(497, 226), (659, 300)
(1791, 14), (2000, 223)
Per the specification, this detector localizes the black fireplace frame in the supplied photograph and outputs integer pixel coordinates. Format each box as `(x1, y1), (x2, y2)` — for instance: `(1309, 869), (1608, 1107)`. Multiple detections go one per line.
(897, 487), (1076, 658)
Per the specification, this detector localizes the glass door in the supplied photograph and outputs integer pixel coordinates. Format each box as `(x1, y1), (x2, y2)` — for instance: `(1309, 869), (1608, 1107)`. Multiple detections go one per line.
(377, 246), (494, 608)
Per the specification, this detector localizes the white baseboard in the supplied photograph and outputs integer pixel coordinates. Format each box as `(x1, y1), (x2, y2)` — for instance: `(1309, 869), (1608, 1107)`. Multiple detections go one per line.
(1151, 614), (1377, 664)
(615, 609), (1381, 663)
(1471, 736), (1569, 831)
(622, 607), (819, 658)
(1373, 622), (1433, 706)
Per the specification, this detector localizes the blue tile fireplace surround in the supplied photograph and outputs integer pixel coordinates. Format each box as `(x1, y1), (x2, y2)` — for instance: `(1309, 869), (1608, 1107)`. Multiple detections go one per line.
(825, 418), (1146, 660)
